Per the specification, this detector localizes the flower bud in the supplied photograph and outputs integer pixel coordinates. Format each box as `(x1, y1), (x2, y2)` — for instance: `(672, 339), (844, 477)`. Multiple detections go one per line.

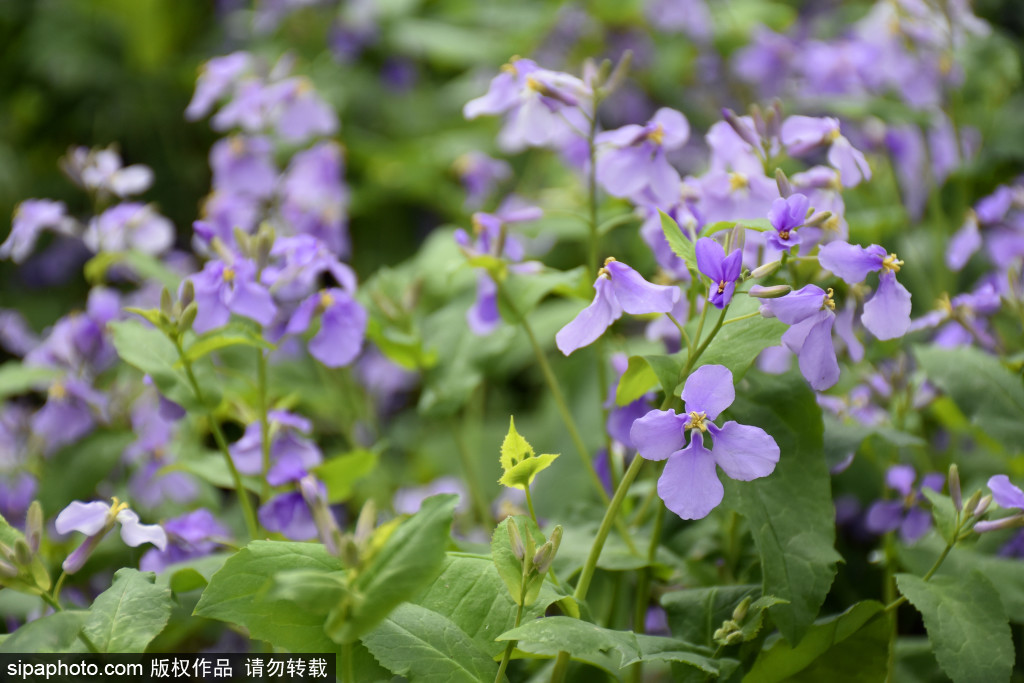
(732, 596), (752, 623)
(178, 302), (198, 334)
(13, 539), (31, 567)
(548, 525), (563, 555)
(355, 500), (377, 546)
(728, 224), (746, 254)
(507, 519), (525, 560)
(973, 494), (992, 518)
(775, 169), (793, 198)
(722, 108), (761, 149)
(180, 279), (196, 308)
(963, 490), (982, 516)
(804, 210), (833, 228)
(749, 284), (791, 299)
(533, 541), (555, 575)
(160, 288), (174, 319)
(232, 227), (252, 256)
(0, 542), (15, 564)
(26, 501), (42, 554)
(725, 631), (744, 646)
(750, 261), (783, 279)
(974, 514), (1024, 534)
(0, 558), (17, 579)
(948, 465), (962, 511)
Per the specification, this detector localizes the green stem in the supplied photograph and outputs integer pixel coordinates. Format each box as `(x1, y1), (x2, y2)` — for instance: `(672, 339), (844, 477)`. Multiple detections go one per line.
(524, 486), (539, 526)
(452, 415), (493, 527)
(51, 570), (67, 606)
(721, 310), (760, 326)
(342, 642), (354, 683)
(257, 349), (271, 503)
(174, 336), (259, 540)
(552, 455), (645, 683)
(684, 305), (729, 377)
(495, 601), (525, 683)
(631, 503), (666, 683)
(667, 312), (693, 358)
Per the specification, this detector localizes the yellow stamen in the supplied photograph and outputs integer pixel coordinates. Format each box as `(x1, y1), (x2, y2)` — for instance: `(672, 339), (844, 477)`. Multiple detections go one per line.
(319, 290), (335, 309)
(223, 266), (236, 283)
(882, 253), (903, 273)
(717, 280), (727, 294)
(647, 123), (665, 146)
(49, 382), (67, 401)
(937, 293), (953, 314)
(526, 76), (544, 92)
(779, 229), (791, 241)
(824, 288), (836, 311)
(471, 215), (484, 234)
(825, 128), (842, 143)
(109, 497), (130, 519)
(687, 411), (708, 433)
(500, 56), (521, 75)
(598, 256), (616, 279)
(729, 173), (748, 191)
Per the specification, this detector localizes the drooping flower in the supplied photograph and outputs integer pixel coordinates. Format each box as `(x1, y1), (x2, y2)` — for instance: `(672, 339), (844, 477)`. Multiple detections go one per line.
(56, 498), (167, 574)
(630, 364), (780, 519)
(758, 284), (840, 391)
(975, 475), (1024, 534)
(556, 258), (680, 355)
(865, 465), (943, 544)
(596, 108), (690, 206)
(818, 241), (912, 340)
(695, 237), (742, 309)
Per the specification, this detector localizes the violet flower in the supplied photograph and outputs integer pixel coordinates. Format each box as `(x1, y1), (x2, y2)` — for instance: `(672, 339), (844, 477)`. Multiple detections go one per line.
(259, 490), (319, 541)
(83, 203), (174, 256)
(766, 193), (809, 251)
(605, 354), (653, 450)
(229, 410), (323, 485)
(975, 475), (1024, 534)
(695, 237), (741, 309)
(758, 284), (840, 391)
(818, 241), (912, 340)
(209, 136), (278, 200)
(62, 146), (154, 199)
(865, 465), (943, 544)
(56, 498), (167, 574)
(285, 288), (367, 367)
(781, 115), (871, 187)
(556, 258), (680, 355)
(454, 151), (511, 208)
(140, 509), (229, 573)
(186, 52), (254, 121)
(0, 200), (76, 264)
(596, 108), (690, 205)
(630, 364), (780, 520)
(190, 257), (277, 333)
(278, 142), (350, 258)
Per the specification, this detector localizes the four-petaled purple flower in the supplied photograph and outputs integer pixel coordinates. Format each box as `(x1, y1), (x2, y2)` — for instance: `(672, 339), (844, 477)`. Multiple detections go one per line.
(229, 410), (323, 485)
(556, 258), (680, 355)
(781, 116), (871, 188)
(766, 193), (810, 251)
(818, 241), (912, 340)
(865, 465), (943, 544)
(190, 257), (278, 334)
(140, 509), (229, 573)
(758, 284), (840, 391)
(285, 288), (367, 367)
(695, 237), (742, 309)
(596, 108), (690, 206)
(630, 365), (780, 520)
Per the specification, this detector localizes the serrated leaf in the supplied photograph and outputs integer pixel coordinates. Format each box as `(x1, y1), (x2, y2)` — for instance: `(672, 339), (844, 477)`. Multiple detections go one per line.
(921, 489), (958, 545)
(722, 373), (841, 644)
(194, 541), (343, 652)
(360, 603), (497, 683)
(896, 572), (1013, 683)
(328, 494), (457, 644)
(84, 568), (172, 652)
(499, 417), (534, 472)
(500, 453), (559, 489)
(491, 516), (546, 606)
(744, 601), (890, 683)
(660, 210), (697, 272)
(0, 362), (62, 400)
(313, 449), (379, 503)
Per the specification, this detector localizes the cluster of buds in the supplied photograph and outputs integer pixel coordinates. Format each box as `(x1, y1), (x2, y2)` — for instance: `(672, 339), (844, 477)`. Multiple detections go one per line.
(503, 517), (562, 606)
(713, 596), (754, 647)
(0, 502), (50, 595)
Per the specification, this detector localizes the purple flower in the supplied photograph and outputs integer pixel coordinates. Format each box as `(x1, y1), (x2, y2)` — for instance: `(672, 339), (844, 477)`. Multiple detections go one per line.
(556, 258), (680, 355)
(229, 410), (322, 485)
(596, 108), (690, 205)
(695, 237), (741, 309)
(393, 476), (467, 515)
(605, 354), (653, 449)
(31, 378), (107, 455)
(758, 284), (840, 391)
(630, 364), (780, 520)
(140, 509), (229, 573)
(259, 490), (318, 541)
(56, 498), (167, 574)
(766, 193), (809, 251)
(781, 115), (871, 187)
(264, 234), (358, 302)
(818, 241), (912, 340)
(454, 152), (511, 208)
(865, 465), (943, 544)
(975, 475), (1024, 534)
(209, 136), (278, 200)
(83, 203), (174, 256)
(278, 142), (350, 258)
(263, 77), (339, 143)
(646, 0), (713, 43)
(0, 200), (76, 263)
(190, 257), (277, 333)
(186, 52), (254, 121)
(285, 288), (367, 367)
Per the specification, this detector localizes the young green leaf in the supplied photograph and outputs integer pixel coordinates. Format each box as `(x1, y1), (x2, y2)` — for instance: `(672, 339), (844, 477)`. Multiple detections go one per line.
(83, 568), (172, 652)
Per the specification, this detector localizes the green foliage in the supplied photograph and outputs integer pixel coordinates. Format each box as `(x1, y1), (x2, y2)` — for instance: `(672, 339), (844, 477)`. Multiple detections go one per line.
(0, 511), (50, 596)
(0, 362), (61, 401)
(84, 250), (181, 290)
(84, 568), (172, 652)
(896, 573), (1013, 683)
(177, 324), (274, 365)
(497, 265), (586, 323)
(921, 489), (958, 545)
(0, 611), (89, 653)
(360, 603), (498, 683)
(498, 417), (559, 489)
(691, 296), (786, 382)
(744, 601), (890, 683)
(313, 449), (379, 503)
(326, 494), (456, 644)
(660, 209), (697, 273)
(723, 373), (841, 644)
(491, 516), (547, 606)
(194, 541), (343, 652)
(663, 585), (761, 648)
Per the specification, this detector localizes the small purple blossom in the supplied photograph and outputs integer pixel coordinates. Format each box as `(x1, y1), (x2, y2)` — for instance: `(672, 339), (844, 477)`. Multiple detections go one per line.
(596, 108), (690, 205)
(83, 203), (174, 256)
(62, 146), (154, 198)
(975, 475), (1024, 534)
(556, 258), (680, 355)
(56, 498), (167, 574)
(630, 364), (780, 520)
(766, 193), (810, 251)
(781, 115), (871, 187)
(454, 152), (511, 208)
(758, 284), (840, 391)
(190, 257), (277, 333)
(818, 241), (912, 340)
(285, 288), (367, 367)
(140, 509), (229, 573)
(258, 490), (318, 541)
(695, 237), (742, 309)
(0, 200), (76, 264)
(865, 465), (943, 544)
(209, 136), (278, 200)
(229, 410), (323, 485)
(278, 142), (350, 258)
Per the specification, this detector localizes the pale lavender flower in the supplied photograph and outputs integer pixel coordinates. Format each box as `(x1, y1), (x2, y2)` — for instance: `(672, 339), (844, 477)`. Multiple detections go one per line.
(186, 52), (254, 121)
(56, 499), (167, 573)
(646, 0), (713, 43)
(975, 475), (1024, 534)
(31, 378), (107, 455)
(596, 108), (690, 206)
(865, 465), (943, 544)
(781, 116), (871, 188)
(758, 285), (840, 391)
(263, 77), (339, 143)
(606, 354), (653, 450)
(556, 258), (680, 355)
(454, 152), (512, 208)
(190, 257), (277, 333)
(62, 146), (154, 198)
(259, 490), (318, 540)
(285, 288), (367, 367)
(140, 509), (229, 573)
(630, 364), (780, 519)
(394, 476), (468, 515)
(0, 200), (76, 263)
(83, 203), (174, 256)
(695, 237), (741, 309)
(819, 241), (912, 340)
(264, 234), (358, 302)
(210, 136), (278, 199)
(279, 142), (349, 257)
(229, 410), (322, 485)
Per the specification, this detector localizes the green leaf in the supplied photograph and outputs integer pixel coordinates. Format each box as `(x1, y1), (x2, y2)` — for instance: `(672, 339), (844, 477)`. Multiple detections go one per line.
(0, 362), (62, 400)
(194, 541), (344, 652)
(177, 324), (274, 365)
(0, 611), (89, 653)
(914, 345), (1024, 444)
(686, 296), (786, 386)
(328, 494), (457, 644)
(360, 603), (497, 683)
(156, 554), (229, 593)
(268, 569), (347, 612)
(498, 417), (558, 489)
(615, 356), (660, 406)
(660, 209), (697, 272)
(896, 572), (1013, 683)
(663, 585), (761, 648)
(491, 516), (547, 607)
(702, 219), (773, 236)
(498, 617), (726, 676)
(313, 449), (379, 504)
(920, 489), (958, 545)
(499, 416), (534, 470)
(497, 266), (585, 323)
(84, 568), (172, 652)
(744, 601), (890, 683)
(84, 250), (181, 290)
(722, 373), (841, 644)
(365, 318), (438, 371)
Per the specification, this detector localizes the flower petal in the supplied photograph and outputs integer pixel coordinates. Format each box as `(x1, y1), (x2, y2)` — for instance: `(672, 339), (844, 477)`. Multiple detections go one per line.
(657, 433), (723, 520)
(681, 364), (735, 421)
(630, 409), (689, 461)
(55, 501), (110, 536)
(818, 242), (885, 284)
(899, 507), (932, 544)
(606, 260), (680, 315)
(886, 464), (916, 498)
(796, 310), (840, 391)
(309, 292), (367, 367)
(865, 500), (904, 534)
(708, 421), (780, 481)
(116, 509), (168, 550)
(555, 277), (622, 355)
(862, 271), (911, 341)
(988, 475), (1024, 511)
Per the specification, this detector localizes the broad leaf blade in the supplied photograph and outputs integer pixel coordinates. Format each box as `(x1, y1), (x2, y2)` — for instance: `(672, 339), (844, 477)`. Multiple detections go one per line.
(84, 568), (172, 652)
